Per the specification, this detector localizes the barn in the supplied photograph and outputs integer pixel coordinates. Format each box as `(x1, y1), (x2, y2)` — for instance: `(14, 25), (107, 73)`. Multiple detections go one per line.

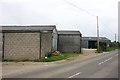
(82, 37), (111, 49)
(2, 25), (57, 60)
(57, 31), (82, 53)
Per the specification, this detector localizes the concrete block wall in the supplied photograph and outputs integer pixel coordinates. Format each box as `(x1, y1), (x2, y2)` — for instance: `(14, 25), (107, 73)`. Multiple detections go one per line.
(4, 33), (40, 60)
(41, 32), (52, 58)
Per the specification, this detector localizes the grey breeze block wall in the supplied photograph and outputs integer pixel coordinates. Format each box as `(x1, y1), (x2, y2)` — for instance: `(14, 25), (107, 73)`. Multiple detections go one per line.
(3, 32), (53, 60)
(4, 33), (40, 60)
(58, 34), (81, 53)
(2, 25), (57, 60)
(41, 32), (52, 58)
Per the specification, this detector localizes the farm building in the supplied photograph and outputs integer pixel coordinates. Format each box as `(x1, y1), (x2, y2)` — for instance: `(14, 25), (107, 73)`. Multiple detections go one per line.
(2, 25), (58, 60)
(82, 37), (111, 49)
(58, 31), (82, 53)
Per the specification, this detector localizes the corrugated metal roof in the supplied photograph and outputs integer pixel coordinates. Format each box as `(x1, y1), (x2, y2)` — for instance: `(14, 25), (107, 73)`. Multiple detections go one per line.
(82, 37), (110, 41)
(58, 31), (81, 35)
(2, 25), (56, 31)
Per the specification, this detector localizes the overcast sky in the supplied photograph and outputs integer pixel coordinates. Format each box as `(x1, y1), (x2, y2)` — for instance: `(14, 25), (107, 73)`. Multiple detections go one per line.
(0, 0), (119, 41)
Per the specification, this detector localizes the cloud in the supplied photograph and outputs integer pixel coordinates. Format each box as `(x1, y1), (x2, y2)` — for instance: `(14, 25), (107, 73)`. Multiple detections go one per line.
(0, 0), (119, 41)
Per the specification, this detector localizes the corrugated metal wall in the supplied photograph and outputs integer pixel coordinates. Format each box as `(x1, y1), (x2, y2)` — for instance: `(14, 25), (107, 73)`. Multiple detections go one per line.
(58, 34), (81, 53)
(82, 40), (88, 48)
(52, 29), (58, 51)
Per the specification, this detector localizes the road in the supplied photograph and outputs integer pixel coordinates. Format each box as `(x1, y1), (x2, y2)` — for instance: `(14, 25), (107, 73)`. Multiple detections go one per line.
(3, 50), (118, 79)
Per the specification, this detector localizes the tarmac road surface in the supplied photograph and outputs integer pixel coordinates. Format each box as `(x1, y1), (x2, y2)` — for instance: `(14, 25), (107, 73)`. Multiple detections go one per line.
(2, 50), (118, 78)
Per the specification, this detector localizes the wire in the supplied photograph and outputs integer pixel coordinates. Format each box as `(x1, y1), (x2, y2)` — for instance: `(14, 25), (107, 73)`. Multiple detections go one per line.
(63, 0), (117, 40)
(99, 20), (118, 41)
(99, 20), (117, 34)
(63, 0), (96, 17)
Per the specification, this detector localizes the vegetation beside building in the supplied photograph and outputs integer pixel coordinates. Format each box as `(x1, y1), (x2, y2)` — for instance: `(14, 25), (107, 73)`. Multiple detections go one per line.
(33, 53), (79, 62)
(3, 53), (80, 62)
(99, 41), (120, 52)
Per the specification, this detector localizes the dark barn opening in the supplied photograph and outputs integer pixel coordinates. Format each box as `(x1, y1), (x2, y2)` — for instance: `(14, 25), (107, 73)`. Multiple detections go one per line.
(88, 41), (97, 49)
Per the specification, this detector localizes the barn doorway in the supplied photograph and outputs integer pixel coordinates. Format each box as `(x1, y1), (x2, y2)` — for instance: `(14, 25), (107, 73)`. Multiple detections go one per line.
(88, 41), (97, 49)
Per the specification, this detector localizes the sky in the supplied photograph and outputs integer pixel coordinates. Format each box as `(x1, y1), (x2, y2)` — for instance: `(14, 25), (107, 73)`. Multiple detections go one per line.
(0, 0), (119, 41)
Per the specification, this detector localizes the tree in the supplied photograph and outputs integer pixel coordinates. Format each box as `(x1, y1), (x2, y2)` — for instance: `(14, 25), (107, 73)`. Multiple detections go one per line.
(109, 41), (118, 48)
(99, 41), (107, 51)
(117, 42), (120, 48)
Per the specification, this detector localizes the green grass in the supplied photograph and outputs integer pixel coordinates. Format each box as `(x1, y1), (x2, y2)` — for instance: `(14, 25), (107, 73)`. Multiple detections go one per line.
(106, 47), (119, 52)
(3, 59), (32, 62)
(3, 59), (15, 62)
(3, 53), (80, 62)
(33, 53), (80, 62)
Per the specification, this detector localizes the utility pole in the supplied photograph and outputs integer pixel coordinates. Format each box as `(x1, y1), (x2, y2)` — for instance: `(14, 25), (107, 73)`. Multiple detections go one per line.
(97, 16), (99, 52)
(115, 33), (116, 42)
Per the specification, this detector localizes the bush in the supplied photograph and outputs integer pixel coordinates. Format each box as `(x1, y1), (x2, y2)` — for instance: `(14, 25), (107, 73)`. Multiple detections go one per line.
(99, 41), (107, 51)
(45, 52), (53, 57)
(117, 42), (120, 48)
(109, 41), (118, 48)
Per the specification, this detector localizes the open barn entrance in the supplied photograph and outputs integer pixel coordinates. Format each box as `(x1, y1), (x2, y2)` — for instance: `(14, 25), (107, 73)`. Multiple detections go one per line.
(88, 41), (97, 49)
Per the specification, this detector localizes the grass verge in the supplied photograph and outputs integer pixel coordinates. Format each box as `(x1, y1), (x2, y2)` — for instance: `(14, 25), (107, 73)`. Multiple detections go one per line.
(33, 53), (80, 62)
(106, 47), (119, 52)
(3, 53), (80, 62)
